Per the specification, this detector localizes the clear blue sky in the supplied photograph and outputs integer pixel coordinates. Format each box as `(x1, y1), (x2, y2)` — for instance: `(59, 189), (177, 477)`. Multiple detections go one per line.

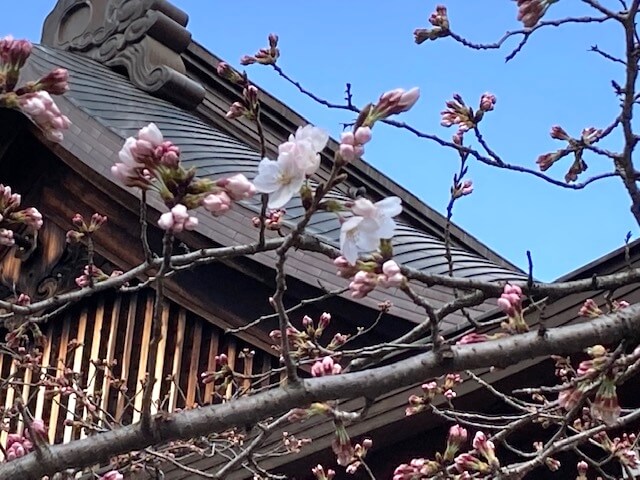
(2, 1), (633, 281)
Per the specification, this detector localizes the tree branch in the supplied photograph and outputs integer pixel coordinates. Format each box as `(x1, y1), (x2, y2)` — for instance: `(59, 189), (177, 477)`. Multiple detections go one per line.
(4, 305), (640, 478)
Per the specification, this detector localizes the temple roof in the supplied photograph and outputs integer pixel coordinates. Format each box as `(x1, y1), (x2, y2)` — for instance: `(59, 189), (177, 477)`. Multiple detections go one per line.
(22, 43), (527, 331)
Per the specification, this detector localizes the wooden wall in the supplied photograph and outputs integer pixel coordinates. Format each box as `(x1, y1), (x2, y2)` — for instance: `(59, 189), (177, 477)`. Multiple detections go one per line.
(0, 289), (279, 447)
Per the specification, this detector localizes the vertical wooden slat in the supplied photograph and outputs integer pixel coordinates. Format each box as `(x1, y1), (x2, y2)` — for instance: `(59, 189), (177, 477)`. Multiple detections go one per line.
(186, 321), (202, 407)
(150, 301), (169, 414)
(204, 331), (220, 402)
(132, 294), (154, 423)
(116, 294), (137, 421)
(225, 339), (237, 400)
(168, 309), (186, 411)
(63, 308), (87, 443)
(100, 297), (121, 426)
(33, 329), (52, 425)
(83, 298), (105, 439)
(0, 360), (16, 447)
(48, 316), (70, 443)
(242, 350), (254, 392)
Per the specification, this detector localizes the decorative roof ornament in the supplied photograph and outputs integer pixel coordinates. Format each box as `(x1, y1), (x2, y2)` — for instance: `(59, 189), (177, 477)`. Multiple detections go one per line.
(41, 0), (205, 110)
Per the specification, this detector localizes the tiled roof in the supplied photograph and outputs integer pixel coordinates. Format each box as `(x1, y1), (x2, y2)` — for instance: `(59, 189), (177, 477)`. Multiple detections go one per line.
(25, 45), (527, 329)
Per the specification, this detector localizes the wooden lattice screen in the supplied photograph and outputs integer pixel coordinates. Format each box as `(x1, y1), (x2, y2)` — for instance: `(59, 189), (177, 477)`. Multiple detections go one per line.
(0, 290), (279, 446)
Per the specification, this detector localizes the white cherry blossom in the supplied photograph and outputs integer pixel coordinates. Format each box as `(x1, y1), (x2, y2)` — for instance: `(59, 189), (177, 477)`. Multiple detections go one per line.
(339, 196), (402, 264)
(253, 155), (306, 209)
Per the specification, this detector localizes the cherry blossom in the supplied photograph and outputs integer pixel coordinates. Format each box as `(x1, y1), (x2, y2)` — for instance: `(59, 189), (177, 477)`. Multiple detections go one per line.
(279, 125), (329, 175)
(253, 125), (327, 209)
(339, 196), (402, 264)
(254, 154), (306, 209)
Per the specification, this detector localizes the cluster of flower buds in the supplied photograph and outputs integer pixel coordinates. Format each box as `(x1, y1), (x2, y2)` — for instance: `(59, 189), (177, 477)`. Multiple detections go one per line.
(441, 93), (496, 136)
(270, 313), (344, 361)
(0, 37), (72, 142)
(4, 419), (47, 462)
(311, 464), (336, 480)
(66, 212), (107, 244)
(454, 431), (500, 475)
(241, 34), (280, 66)
(595, 432), (640, 469)
(200, 353), (234, 387)
(203, 174), (256, 217)
(335, 257), (405, 299)
(310, 356), (342, 377)
(578, 298), (602, 318)
(516, 0), (558, 28)
(282, 431), (312, 454)
(451, 178), (473, 199)
(557, 345), (622, 422)
(112, 123), (179, 189)
(18, 91), (71, 143)
(0, 184), (44, 247)
(443, 424), (468, 462)
(345, 438), (373, 474)
(0, 36), (32, 91)
(225, 84), (260, 121)
(113, 124), (256, 229)
(75, 265), (122, 288)
(394, 457), (442, 480)
(497, 284), (529, 333)
(252, 208), (286, 231)
(301, 312), (331, 339)
(414, 5), (450, 44)
(158, 204), (198, 232)
(406, 374), (462, 415)
(532, 441), (561, 471)
(537, 125), (602, 182)
(338, 126), (372, 163)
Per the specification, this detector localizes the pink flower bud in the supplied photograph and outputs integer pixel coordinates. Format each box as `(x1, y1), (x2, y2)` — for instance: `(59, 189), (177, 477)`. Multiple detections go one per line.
(354, 126), (372, 145)
(36, 68), (69, 95)
(340, 132), (355, 145)
(203, 191), (232, 216)
(220, 174), (256, 200)
(339, 143), (355, 161)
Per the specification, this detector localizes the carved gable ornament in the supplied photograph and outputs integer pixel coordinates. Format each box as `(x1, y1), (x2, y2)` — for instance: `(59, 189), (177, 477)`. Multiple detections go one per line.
(41, 0), (205, 110)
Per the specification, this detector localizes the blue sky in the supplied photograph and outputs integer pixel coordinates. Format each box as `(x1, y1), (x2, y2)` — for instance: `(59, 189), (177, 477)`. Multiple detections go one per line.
(2, 1), (633, 281)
